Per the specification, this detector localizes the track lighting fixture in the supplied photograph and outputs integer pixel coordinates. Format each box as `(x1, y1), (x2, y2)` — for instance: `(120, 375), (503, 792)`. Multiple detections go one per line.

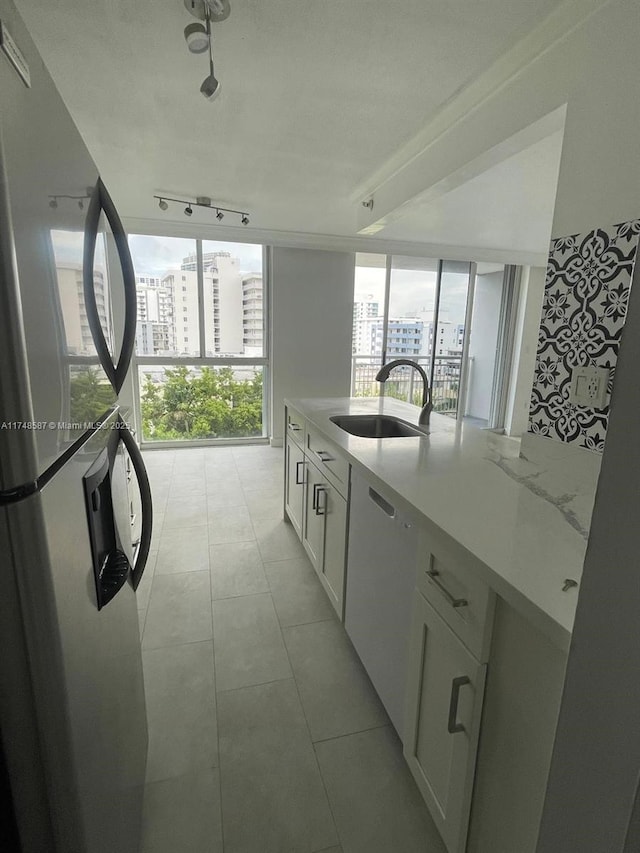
(48, 192), (90, 210)
(183, 0), (229, 100)
(153, 195), (250, 227)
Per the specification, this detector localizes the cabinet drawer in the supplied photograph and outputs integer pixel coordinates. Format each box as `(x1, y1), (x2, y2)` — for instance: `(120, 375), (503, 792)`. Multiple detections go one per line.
(416, 525), (494, 662)
(286, 406), (306, 448)
(305, 424), (349, 498)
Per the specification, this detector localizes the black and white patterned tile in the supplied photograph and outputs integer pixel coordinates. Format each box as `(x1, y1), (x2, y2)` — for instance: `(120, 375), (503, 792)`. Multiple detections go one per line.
(528, 218), (640, 452)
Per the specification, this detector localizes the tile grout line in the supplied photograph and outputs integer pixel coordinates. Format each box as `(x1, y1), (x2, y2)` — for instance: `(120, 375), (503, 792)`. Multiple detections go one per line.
(211, 453), (243, 853)
(215, 673), (296, 697)
(311, 722), (392, 746)
(279, 602), (343, 852)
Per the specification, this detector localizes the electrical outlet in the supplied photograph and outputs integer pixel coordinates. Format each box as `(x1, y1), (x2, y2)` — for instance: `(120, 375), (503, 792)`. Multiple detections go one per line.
(569, 366), (610, 408)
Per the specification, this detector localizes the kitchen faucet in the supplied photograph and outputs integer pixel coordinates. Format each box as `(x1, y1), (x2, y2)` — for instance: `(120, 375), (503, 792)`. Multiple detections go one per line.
(375, 359), (433, 427)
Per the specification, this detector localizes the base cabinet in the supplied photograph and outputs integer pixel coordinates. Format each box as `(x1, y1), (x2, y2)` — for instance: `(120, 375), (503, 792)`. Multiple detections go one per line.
(404, 592), (487, 853)
(302, 456), (346, 618)
(302, 457), (326, 569)
(319, 481), (347, 616)
(285, 437), (305, 538)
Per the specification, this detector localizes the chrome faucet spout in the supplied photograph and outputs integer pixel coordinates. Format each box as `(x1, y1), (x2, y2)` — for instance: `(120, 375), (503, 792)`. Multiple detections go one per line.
(375, 358), (433, 426)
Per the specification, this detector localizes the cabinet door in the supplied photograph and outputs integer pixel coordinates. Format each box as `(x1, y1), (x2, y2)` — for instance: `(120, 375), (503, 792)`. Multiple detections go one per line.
(318, 483), (346, 619)
(404, 591), (487, 853)
(284, 437), (305, 538)
(302, 459), (325, 572)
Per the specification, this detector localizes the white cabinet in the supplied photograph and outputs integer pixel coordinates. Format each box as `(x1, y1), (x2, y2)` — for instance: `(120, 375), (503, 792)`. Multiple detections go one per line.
(302, 456), (347, 618)
(302, 456), (326, 569)
(404, 592), (487, 853)
(284, 405), (347, 620)
(284, 436), (305, 538)
(345, 469), (419, 735)
(317, 477), (347, 617)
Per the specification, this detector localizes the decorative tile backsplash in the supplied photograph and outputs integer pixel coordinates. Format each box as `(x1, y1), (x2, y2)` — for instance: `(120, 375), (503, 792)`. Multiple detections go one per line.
(528, 218), (640, 452)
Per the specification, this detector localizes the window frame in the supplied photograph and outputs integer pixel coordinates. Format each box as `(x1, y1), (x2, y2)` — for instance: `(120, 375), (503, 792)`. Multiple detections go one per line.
(130, 236), (270, 448)
(351, 254), (520, 424)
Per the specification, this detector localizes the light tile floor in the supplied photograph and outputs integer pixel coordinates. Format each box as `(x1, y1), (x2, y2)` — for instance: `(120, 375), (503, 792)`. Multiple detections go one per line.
(138, 445), (446, 853)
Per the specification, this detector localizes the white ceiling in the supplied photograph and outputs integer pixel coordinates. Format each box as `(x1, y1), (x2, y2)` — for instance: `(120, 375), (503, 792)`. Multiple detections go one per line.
(16, 0), (565, 256)
(375, 131), (565, 254)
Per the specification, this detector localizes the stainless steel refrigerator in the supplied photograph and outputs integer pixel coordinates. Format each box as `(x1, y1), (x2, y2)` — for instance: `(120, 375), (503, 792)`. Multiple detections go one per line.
(0, 3), (152, 851)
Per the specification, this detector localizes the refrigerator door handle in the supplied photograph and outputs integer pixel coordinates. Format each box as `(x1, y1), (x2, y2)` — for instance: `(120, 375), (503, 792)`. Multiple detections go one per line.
(83, 178), (137, 394)
(119, 422), (153, 590)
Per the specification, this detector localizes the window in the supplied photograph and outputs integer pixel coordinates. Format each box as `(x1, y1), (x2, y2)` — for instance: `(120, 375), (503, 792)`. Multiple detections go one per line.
(351, 254), (511, 420)
(129, 235), (267, 443)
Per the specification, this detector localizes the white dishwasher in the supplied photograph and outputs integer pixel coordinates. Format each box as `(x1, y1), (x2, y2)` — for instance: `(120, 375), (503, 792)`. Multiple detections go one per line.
(345, 468), (419, 736)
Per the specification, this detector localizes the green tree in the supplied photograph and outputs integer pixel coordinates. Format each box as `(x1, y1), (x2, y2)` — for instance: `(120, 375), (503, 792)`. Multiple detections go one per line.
(141, 366), (263, 441)
(69, 368), (116, 422)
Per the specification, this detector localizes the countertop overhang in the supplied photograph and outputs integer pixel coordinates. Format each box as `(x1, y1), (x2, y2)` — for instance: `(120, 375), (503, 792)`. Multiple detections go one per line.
(286, 396), (601, 651)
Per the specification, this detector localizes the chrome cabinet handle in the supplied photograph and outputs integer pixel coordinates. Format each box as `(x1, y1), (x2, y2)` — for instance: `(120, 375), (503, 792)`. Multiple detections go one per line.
(288, 422), (301, 432)
(312, 481), (321, 510)
(315, 486), (327, 516)
(426, 568), (468, 608)
(447, 676), (470, 734)
(295, 460), (305, 485)
(316, 449), (334, 463)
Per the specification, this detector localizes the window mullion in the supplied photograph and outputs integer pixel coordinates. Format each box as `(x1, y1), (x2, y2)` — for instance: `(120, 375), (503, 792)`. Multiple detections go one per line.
(197, 239), (205, 358)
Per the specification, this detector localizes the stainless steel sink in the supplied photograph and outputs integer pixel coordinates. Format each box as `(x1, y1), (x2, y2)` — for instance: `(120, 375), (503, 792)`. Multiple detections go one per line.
(329, 414), (427, 438)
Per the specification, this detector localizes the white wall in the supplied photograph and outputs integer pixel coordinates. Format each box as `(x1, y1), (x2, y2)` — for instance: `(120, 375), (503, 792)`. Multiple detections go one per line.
(270, 247), (355, 442)
(526, 1), (640, 849)
(504, 266), (545, 437)
(536, 256), (640, 852)
(466, 271), (503, 421)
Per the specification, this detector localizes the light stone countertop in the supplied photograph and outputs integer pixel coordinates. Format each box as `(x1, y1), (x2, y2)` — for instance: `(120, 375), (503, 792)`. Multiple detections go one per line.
(286, 396), (602, 651)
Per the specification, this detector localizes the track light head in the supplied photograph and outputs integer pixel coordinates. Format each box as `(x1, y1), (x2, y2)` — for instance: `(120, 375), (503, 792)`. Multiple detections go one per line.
(184, 22), (209, 53)
(49, 198), (58, 209)
(158, 198), (169, 211)
(78, 199), (84, 211)
(200, 72), (221, 101)
(241, 214), (249, 225)
(216, 209), (224, 220)
(185, 205), (193, 217)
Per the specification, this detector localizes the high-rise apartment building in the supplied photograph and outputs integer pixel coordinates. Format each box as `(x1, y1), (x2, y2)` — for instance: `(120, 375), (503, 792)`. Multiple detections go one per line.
(352, 297), (380, 354)
(56, 262), (110, 355)
(163, 270), (199, 355)
(134, 253), (263, 358)
(422, 319), (465, 357)
(135, 274), (175, 355)
(242, 273), (263, 355)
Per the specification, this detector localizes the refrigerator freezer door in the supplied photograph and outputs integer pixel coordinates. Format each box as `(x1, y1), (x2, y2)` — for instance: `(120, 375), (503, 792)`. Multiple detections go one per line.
(1, 410), (147, 853)
(0, 6), (119, 485)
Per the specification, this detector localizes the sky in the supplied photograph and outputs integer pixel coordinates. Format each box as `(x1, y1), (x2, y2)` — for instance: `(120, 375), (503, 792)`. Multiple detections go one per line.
(128, 234), (263, 277)
(354, 263), (470, 326)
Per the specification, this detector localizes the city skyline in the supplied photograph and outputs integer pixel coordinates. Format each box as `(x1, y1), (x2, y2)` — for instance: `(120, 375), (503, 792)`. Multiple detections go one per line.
(133, 248), (264, 358)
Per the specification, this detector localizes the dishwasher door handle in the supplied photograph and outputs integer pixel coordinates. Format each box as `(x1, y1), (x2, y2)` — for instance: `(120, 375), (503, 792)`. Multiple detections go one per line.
(368, 487), (395, 518)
